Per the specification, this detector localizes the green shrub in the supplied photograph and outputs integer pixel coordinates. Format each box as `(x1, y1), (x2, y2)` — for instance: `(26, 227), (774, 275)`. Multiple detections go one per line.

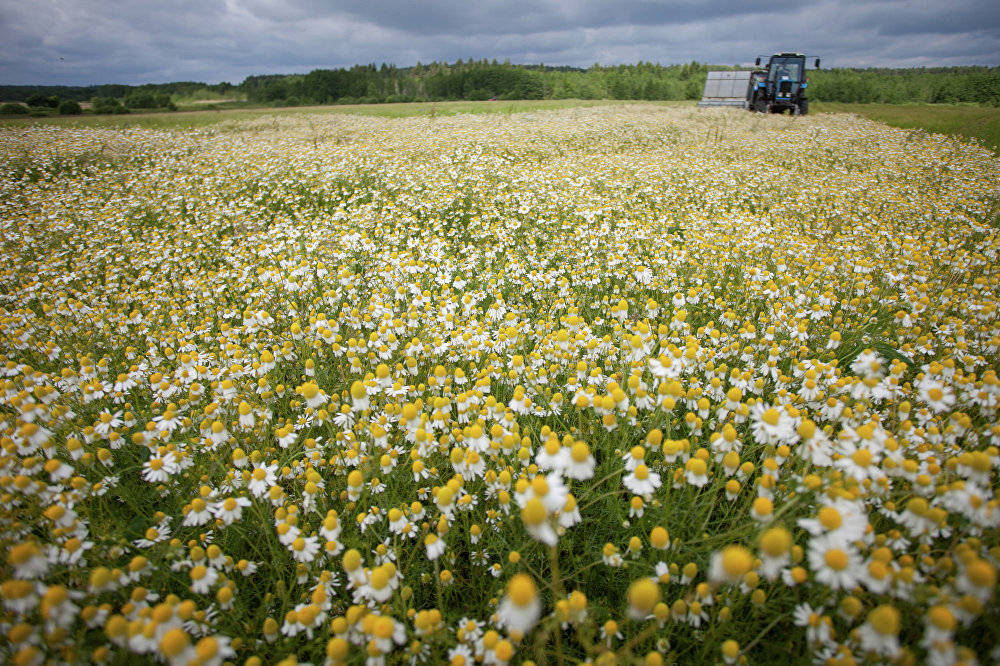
(91, 97), (120, 114)
(124, 92), (158, 109)
(58, 100), (83, 115)
(0, 102), (29, 115)
(467, 88), (492, 101)
(26, 93), (59, 108)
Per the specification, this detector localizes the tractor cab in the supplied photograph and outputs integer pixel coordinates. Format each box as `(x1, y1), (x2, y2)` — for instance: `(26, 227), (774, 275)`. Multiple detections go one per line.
(767, 56), (803, 84)
(747, 52), (820, 115)
(765, 55), (805, 105)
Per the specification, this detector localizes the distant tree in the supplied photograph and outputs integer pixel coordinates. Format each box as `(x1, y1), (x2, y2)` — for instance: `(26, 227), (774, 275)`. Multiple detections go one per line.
(154, 94), (176, 110)
(58, 100), (82, 115)
(684, 78), (702, 100)
(96, 84), (130, 99)
(262, 79), (289, 102)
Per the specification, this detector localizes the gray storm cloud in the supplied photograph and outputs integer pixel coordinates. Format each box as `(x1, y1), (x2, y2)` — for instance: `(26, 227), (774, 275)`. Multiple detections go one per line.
(1, 0), (996, 85)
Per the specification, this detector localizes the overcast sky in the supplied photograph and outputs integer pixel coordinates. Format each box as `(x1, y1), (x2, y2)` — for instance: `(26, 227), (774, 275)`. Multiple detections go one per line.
(2, 0), (998, 86)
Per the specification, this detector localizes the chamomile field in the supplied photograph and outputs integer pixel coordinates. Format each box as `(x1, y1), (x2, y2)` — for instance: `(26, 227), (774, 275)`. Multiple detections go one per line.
(1, 105), (999, 666)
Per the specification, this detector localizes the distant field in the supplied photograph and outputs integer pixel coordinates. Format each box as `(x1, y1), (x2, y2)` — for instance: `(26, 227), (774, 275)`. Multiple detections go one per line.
(812, 102), (1000, 154)
(0, 99), (686, 130)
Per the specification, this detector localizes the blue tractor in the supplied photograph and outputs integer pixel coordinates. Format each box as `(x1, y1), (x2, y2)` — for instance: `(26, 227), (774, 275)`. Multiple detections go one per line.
(746, 52), (820, 115)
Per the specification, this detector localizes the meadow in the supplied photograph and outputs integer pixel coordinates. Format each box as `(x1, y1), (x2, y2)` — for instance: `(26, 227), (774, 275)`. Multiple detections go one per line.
(1, 104), (998, 665)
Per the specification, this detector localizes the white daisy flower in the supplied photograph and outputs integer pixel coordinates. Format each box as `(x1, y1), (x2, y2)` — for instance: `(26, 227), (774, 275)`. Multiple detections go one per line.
(246, 463), (278, 498)
(288, 536), (321, 564)
(141, 450), (179, 483)
(497, 574), (541, 635)
(917, 378), (955, 413)
(623, 464), (661, 495)
(857, 605), (901, 659)
(807, 534), (862, 591)
(424, 534), (446, 560)
(213, 496), (250, 526)
(189, 565), (219, 595)
(798, 497), (870, 543)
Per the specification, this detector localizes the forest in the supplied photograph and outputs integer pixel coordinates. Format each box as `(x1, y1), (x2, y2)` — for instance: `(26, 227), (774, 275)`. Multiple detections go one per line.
(2, 60), (998, 109)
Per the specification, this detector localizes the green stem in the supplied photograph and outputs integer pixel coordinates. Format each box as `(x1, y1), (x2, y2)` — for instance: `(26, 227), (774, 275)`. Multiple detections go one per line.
(579, 488), (624, 512)
(548, 545), (563, 592)
(434, 558), (443, 611)
(740, 613), (783, 654)
(617, 623), (658, 660)
(547, 545), (566, 666)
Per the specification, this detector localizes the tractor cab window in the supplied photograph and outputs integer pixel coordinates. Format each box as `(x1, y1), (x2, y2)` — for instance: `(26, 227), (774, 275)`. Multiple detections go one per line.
(768, 59), (801, 81)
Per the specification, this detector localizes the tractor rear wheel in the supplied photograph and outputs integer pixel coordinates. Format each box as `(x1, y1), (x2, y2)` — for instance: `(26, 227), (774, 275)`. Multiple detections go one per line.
(755, 99), (768, 113)
(798, 100), (809, 116)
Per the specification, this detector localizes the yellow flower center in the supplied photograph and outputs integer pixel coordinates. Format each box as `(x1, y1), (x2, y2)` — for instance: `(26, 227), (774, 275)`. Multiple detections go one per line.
(687, 458), (707, 476)
(818, 507), (842, 530)
(371, 567), (389, 590)
(374, 616), (394, 639)
(966, 560), (997, 588)
(521, 498), (547, 526)
(160, 628), (191, 658)
(531, 476), (549, 497)
(825, 549), (848, 571)
(753, 497), (773, 516)
(867, 605), (900, 635)
(761, 409), (780, 426)
(628, 578), (661, 612)
(759, 527), (791, 557)
(721, 546), (753, 578)
(927, 605), (955, 631)
(507, 574), (537, 607)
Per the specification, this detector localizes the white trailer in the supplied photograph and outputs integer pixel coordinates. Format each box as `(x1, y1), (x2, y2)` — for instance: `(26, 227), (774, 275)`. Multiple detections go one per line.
(697, 71), (752, 108)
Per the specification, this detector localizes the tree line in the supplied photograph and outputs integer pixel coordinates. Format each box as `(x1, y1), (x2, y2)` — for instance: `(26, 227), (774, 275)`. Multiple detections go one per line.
(233, 61), (1000, 106)
(2, 61), (998, 113)
(0, 88), (180, 116)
